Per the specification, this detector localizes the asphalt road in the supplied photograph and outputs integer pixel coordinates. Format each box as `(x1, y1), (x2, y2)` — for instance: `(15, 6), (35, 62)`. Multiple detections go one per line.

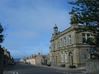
(3, 63), (85, 74)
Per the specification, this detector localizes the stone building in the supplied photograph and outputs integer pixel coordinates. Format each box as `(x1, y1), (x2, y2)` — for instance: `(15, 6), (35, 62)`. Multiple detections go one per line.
(24, 56), (36, 65)
(49, 24), (95, 67)
(24, 53), (48, 65)
(0, 47), (14, 74)
(3, 48), (14, 65)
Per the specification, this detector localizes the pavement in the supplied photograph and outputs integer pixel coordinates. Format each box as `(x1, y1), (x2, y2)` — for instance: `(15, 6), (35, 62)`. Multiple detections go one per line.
(36, 64), (86, 71)
(3, 63), (86, 74)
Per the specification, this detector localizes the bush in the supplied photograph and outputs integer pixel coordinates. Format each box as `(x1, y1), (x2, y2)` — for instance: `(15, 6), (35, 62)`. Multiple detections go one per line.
(69, 65), (76, 68)
(47, 64), (51, 66)
(60, 64), (65, 67)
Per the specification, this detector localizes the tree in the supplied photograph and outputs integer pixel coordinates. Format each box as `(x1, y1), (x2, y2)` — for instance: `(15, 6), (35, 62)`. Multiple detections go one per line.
(0, 24), (4, 43)
(69, 0), (99, 59)
(0, 23), (4, 74)
(69, 0), (99, 26)
(69, 0), (99, 47)
(70, 13), (79, 24)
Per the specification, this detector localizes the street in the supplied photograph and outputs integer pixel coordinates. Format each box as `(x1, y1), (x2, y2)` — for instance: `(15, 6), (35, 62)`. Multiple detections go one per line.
(3, 63), (85, 74)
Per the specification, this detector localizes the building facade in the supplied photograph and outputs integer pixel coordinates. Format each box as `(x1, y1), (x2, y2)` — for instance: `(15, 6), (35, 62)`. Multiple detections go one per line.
(24, 53), (48, 65)
(50, 24), (95, 67)
(24, 56), (36, 65)
(3, 48), (14, 65)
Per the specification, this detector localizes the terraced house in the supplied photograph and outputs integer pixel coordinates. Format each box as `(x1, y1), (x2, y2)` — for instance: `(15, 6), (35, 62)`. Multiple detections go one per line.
(49, 24), (95, 67)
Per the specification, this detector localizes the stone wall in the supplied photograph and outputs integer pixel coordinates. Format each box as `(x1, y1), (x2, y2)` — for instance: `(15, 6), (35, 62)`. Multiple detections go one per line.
(86, 59), (99, 74)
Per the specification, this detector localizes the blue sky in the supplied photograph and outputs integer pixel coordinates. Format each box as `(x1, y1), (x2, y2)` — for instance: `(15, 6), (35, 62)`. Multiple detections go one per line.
(0, 0), (72, 58)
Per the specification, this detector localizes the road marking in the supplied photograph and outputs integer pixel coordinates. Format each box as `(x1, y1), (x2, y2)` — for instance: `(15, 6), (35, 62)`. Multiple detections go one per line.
(3, 71), (19, 74)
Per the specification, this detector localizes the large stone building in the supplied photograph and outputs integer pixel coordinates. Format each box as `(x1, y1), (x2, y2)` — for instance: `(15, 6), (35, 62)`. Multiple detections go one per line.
(49, 24), (95, 67)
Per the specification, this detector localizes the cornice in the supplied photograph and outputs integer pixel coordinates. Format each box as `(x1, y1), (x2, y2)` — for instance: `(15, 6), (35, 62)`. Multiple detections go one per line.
(50, 26), (81, 42)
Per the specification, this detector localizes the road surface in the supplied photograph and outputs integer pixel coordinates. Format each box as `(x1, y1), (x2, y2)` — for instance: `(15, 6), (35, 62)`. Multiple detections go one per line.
(3, 63), (85, 74)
